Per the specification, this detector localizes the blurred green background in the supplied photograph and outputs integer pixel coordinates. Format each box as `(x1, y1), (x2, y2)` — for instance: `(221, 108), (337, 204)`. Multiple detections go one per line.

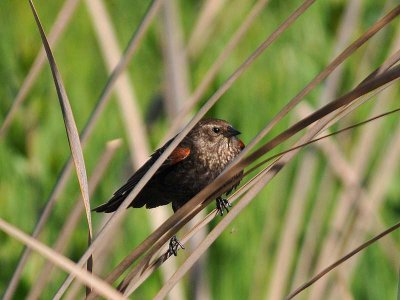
(1, 0), (400, 299)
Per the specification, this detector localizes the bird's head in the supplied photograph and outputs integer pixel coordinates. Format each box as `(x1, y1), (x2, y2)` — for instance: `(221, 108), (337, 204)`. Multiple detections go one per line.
(189, 118), (245, 152)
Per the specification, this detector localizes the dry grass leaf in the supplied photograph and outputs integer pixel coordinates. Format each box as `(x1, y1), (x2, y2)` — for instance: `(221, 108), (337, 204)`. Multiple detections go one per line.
(29, 0), (92, 262)
(0, 218), (124, 300)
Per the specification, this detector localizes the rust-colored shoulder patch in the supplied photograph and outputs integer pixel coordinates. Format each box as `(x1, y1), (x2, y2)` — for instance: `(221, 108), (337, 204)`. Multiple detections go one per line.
(238, 139), (245, 150)
(168, 147), (191, 164)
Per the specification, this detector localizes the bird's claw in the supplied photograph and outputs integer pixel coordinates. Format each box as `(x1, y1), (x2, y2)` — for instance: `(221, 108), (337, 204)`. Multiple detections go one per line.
(216, 197), (232, 216)
(168, 235), (185, 256)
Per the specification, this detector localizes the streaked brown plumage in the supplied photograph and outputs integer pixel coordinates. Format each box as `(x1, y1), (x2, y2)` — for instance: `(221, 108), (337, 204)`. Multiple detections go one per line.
(93, 118), (244, 215)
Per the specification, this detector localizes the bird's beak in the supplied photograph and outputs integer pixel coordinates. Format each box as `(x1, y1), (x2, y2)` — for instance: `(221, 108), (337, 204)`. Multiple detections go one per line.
(224, 126), (241, 137)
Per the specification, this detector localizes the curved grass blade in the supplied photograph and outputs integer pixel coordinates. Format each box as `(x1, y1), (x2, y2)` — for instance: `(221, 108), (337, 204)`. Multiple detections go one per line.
(28, 0), (93, 287)
(63, 2), (400, 296)
(109, 64), (400, 297)
(98, 64), (400, 297)
(123, 101), (400, 293)
(0, 218), (124, 300)
(9, 1), (166, 297)
(27, 139), (122, 300)
(2, 1), (81, 298)
(285, 220), (400, 300)
(151, 66), (400, 298)
(84, 2), (320, 295)
(0, 0), (79, 140)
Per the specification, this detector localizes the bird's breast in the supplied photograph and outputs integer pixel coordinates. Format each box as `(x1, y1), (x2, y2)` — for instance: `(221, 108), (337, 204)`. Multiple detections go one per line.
(161, 141), (242, 198)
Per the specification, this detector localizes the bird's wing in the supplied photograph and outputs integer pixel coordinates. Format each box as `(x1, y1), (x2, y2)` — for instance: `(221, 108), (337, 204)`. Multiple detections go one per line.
(92, 137), (190, 212)
(113, 138), (190, 195)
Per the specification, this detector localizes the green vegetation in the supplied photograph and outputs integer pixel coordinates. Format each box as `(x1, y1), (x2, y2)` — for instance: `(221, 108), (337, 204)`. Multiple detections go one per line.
(1, 0), (400, 299)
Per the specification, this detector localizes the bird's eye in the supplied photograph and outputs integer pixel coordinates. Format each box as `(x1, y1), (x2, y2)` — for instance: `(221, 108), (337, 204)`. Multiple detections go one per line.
(212, 127), (221, 134)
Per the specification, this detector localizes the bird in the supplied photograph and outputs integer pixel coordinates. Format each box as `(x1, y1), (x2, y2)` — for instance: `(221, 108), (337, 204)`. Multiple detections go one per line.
(93, 118), (245, 255)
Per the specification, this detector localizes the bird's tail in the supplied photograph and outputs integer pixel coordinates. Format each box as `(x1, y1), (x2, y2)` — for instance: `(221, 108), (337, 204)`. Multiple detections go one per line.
(92, 194), (126, 213)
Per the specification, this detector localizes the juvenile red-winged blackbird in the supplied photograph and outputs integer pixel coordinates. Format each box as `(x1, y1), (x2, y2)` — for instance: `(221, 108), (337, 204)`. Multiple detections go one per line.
(93, 118), (245, 255)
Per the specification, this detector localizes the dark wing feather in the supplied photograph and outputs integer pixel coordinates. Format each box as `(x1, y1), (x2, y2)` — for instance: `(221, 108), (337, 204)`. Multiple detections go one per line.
(93, 137), (190, 213)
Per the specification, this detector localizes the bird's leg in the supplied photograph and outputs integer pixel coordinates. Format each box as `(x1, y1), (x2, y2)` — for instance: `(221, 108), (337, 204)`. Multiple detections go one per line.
(168, 235), (185, 256)
(216, 196), (232, 216)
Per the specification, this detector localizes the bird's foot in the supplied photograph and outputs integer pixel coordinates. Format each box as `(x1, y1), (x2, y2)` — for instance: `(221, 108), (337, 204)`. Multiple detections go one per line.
(168, 235), (185, 256)
(216, 197), (232, 216)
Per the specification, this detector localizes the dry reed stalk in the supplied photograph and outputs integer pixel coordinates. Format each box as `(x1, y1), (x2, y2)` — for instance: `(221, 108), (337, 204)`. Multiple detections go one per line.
(248, 182), (290, 300)
(160, 1), (210, 299)
(57, 2), (397, 298)
(291, 90), (400, 298)
(161, 99), (396, 298)
(161, 0), (190, 119)
(85, 0), (150, 166)
(2, 1), (81, 297)
(26, 139), (121, 300)
(265, 153), (317, 300)
(142, 2), (191, 299)
(146, 66), (400, 298)
(6, 0), (163, 294)
(85, 3), (179, 291)
(336, 119), (400, 282)
(314, 93), (396, 284)
(286, 219), (400, 299)
(263, 1), (363, 295)
(6, 1), (165, 298)
(60, 0), (195, 296)
(120, 97), (400, 293)
(332, 29), (400, 271)
(119, 102), (400, 296)
(29, 3), (93, 296)
(186, 0), (227, 58)
(5, 1), (396, 298)
(290, 170), (336, 288)
(85, 1), (196, 296)
(256, 6), (372, 292)
(353, 0), (395, 81)
(104, 52), (400, 298)
(332, 273), (355, 300)
(0, 218), (124, 300)
(118, 159), (277, 294)
(64, 201), (127, 300)
(128, 2), (400, 296)
(64, 211), (126, 300)
(73, 0), (318, 294)
(0, 0), (79, 139)
(307, 42), (400, 300)
(296, 100), (397, 299)
(83, 1), (317, 292)
(118, 160), (279, 294)
(152, 87), (356, 299)
(298, 104), (361, 183)
(83, 11), (175, 291)
(231, 2), (400, 166)
(164, 0), (270, 141)
(289, 9), (397, 290)
(320, 0), (362, 104)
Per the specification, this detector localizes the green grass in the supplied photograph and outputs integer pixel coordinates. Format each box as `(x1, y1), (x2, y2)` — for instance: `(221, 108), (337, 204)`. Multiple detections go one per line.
(1, 0), (400, 299)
